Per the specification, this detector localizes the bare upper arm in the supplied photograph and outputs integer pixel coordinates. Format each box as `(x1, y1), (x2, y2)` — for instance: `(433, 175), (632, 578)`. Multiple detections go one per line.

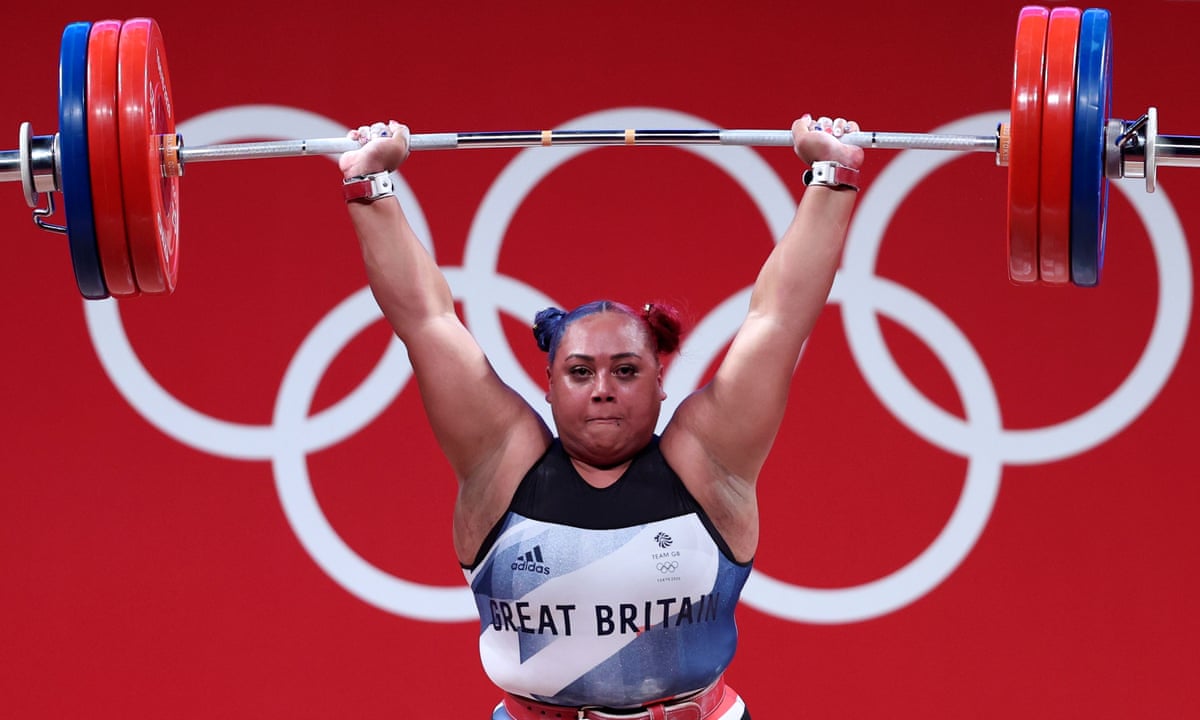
(656, 314), (803, 562)
(664, 312), (802, 483)
(663, 187), (850, 492)
(404, 312), (552, 491)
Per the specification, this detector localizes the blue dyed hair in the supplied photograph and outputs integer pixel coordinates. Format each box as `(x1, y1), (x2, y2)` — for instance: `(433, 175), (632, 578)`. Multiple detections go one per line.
(532, 300), (682, 364)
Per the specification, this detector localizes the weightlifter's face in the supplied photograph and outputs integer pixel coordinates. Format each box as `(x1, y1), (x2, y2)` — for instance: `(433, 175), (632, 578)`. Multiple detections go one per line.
(546, 312), (666, 469)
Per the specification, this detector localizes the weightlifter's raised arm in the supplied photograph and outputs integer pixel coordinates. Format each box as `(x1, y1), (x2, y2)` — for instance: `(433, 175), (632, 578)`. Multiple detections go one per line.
(337, 121), (551, 560)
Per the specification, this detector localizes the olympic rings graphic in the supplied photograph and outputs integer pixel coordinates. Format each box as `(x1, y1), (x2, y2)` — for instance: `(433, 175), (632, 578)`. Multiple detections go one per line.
(657, 562), (680, 574)
(83, 106), (1192, 625)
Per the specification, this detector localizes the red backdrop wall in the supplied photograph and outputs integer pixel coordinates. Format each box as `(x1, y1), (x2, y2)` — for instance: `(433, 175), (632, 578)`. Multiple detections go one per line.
(1, 1), (1197, 717)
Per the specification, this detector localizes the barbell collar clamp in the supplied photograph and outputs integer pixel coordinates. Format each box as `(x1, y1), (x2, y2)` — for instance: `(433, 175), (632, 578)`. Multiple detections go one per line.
(11, 122), (65, 231)
(1112, 107), (1200, 192)
(1145, 106), (1158, 194)
(1105, 118), (1125, 180)
(9, 123), (60, 207)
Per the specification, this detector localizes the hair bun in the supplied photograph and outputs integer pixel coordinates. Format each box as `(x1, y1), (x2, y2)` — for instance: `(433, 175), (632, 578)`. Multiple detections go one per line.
(532, 307), (567, 352)
(642, 302), (683, 355)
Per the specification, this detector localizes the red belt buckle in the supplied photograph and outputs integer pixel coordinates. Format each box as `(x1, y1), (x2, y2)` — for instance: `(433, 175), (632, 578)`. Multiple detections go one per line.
(660, 701), (702, 720)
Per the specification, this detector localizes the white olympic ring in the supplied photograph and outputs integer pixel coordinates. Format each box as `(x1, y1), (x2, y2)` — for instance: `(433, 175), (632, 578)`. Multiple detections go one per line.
(841, 112), (1193, 466)
(83, 106), (1192, 625)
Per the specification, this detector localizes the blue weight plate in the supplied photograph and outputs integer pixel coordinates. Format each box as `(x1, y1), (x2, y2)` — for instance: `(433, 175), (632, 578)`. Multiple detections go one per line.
(1070, 8), (1112, 287)
(60, 21), (108, 299)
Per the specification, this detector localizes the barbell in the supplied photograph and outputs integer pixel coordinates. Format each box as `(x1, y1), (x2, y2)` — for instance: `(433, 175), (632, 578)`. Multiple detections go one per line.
(1, 7), (1197, 300)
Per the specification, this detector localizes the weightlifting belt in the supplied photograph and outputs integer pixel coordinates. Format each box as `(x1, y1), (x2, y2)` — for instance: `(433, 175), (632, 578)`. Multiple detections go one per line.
(502, 677), (729, 720)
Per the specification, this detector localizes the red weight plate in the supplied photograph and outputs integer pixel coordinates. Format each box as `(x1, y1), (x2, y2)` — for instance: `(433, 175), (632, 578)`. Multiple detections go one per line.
(1008, 6), (1049, 285)
(117, 17), (180, 295)
(1037, 7), (1081, 285)
(88, 20), (138, 298)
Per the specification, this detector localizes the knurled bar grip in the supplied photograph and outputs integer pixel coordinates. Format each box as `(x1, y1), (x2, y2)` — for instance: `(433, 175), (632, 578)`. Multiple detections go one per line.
(173, 129), (1001, 165)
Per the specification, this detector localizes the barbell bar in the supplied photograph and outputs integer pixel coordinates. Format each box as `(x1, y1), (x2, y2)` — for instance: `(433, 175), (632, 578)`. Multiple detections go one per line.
(2, 7), (1200, 300)
(174, 128), (1002, 160)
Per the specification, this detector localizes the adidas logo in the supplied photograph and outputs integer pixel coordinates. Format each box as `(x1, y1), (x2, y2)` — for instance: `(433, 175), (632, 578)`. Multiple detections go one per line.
(511, 545), (551, 575)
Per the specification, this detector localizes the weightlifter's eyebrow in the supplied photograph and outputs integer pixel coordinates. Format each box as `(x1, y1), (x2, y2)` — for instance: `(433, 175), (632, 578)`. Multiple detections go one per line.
(563, 352), (642, 362)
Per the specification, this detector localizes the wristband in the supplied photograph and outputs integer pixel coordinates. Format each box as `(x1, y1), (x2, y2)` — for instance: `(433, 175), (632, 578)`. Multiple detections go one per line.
(802, 161), (860, 191)
(342, 171), (395, 203)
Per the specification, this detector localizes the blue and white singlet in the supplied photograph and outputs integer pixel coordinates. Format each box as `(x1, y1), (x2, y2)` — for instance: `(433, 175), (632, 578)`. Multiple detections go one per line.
(463, 437), (753, 708)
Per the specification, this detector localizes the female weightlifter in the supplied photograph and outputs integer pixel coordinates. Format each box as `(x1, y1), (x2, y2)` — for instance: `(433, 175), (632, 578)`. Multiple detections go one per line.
(338, 114), (864, 720)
